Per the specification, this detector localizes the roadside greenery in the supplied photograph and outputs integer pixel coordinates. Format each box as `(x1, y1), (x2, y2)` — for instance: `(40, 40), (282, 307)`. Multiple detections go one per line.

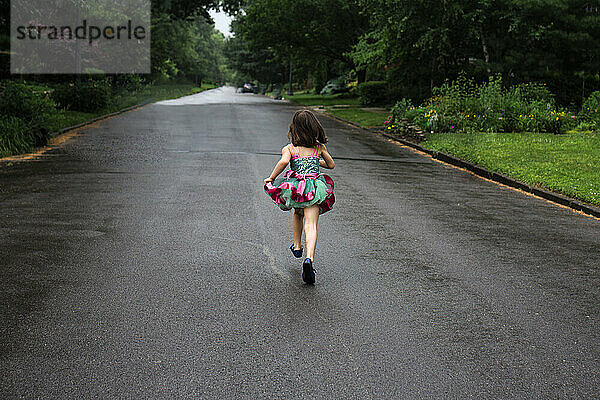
(422, 132), (600, 206)
(0, 0), (228, 158)
(284, 92), (386, 128)
(227, 0), (600, 109)
(325, 107), (388, 128)
(284, 92), (360, 106)
(357, 81), (388, 106)
(151, 13), (228, 84)
(0, 81), (213, 158)
(579, 91), (600, 131)
(0, 81), (56, 147)
(388, 75), (579, 134)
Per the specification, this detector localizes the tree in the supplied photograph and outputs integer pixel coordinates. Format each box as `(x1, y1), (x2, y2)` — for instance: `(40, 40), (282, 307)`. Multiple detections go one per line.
(352, 0), (600, 105)
(228, 0), (368, 89)
(151, 12), (229, 82)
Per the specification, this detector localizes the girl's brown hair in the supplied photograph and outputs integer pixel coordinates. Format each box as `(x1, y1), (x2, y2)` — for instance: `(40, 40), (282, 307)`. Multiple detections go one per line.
(288, 110), (328, 147)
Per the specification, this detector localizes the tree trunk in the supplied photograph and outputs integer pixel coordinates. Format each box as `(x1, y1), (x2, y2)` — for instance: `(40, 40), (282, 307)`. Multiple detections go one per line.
(357, 69), (366, 84)
(430, 57), (436, 95)
(480, 26), (491, 75)
(288, 58), (293, 95)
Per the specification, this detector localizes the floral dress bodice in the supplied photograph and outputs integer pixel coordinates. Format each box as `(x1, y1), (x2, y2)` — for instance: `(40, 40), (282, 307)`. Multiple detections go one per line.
(289, 143), (320, 175)
(290, 156), (320, 174)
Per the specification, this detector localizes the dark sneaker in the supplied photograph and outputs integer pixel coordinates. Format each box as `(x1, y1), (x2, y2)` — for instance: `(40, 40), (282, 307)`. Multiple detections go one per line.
(302, 258), (315, 284)
(290, 244), (303, 258)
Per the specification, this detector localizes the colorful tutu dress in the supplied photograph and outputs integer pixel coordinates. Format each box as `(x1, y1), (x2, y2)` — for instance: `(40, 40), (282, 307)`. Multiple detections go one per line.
(264, 143), (335, 214)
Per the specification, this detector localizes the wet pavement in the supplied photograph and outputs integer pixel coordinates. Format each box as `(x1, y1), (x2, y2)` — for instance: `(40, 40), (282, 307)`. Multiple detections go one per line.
(1, 86), (599, 398)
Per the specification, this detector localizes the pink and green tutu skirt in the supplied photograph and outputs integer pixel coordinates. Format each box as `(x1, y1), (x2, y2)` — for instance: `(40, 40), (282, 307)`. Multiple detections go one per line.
(264, 169), (335, 214)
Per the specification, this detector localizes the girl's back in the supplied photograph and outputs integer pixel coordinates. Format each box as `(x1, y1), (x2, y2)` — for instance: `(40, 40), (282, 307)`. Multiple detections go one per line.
(289, 143), (320, 175)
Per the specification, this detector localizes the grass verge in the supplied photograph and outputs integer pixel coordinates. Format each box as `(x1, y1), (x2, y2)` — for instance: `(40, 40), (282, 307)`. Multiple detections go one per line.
(325, 106), (389, 128)
(282, 92), (389, 128)
(45, 82), (215, 133)
(1, 82), (215, 159)
(284, 92), (360, 106)
(422, 132), (600, 206)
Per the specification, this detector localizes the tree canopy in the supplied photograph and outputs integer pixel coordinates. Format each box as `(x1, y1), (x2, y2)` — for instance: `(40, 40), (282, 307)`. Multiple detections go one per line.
(226, 0), (600, 105)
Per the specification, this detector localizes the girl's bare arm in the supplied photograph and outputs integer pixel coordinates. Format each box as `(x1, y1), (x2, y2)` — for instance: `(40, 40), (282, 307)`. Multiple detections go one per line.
(319, 144), (335, 169)
(264, 146), (292, 183)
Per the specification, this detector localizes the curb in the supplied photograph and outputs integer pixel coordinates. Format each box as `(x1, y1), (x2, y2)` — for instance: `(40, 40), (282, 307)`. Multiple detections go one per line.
(321, 111), (600, 219)
(50, 97), (154, 138)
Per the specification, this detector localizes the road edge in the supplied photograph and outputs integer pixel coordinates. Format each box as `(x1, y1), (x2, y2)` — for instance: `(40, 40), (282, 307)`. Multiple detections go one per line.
(49, 97), (155, 138)
(319, 110), (600, 219)
(0, 98), (155, 163)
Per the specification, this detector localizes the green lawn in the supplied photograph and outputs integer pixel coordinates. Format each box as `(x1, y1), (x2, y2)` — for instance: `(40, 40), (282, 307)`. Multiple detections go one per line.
(285, 92), (361, 106)
(113, 82), (216, 108)
(281, 91), (389, 128)
(1, 82), (216, 159)
(326, 106), (389, 128)
(45, 110), (97, 133)
(422, 132), (600, 206)
(46, 83), (215, 133)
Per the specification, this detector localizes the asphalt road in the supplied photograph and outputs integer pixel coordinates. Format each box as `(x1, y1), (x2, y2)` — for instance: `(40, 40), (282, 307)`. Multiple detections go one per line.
(1, 87), (599, 399)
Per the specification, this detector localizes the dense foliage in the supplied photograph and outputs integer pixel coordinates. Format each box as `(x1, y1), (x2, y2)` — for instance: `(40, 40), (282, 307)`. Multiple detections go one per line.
(52, 79), (112, 112)
(225, 0), (600, 109)
(227, 0), (368, 91)
(389, 75), (579, 134)
(151, 13), (228, 83)
(352, 0), (600, 106)
(0, 81), (56, 144)
(357, 81), (388, 106)
(0, 0), (232, 156)
(0, 81), (57, 155)
(580, 91), (600, 130)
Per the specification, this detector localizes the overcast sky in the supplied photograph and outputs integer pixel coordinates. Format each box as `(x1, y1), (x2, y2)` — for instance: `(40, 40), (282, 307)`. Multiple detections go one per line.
(209, 9), (232, 37)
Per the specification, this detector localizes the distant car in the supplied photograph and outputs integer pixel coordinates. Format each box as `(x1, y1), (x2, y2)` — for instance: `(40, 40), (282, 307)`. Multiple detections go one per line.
(241, 83), (257, 93)
(320, 78), (349, 95)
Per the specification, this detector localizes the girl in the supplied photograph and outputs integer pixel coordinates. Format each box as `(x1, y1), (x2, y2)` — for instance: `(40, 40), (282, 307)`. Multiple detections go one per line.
(264, 110), (335, 284)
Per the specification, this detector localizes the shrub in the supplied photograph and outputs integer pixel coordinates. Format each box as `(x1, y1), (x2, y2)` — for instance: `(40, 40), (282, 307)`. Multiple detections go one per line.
(0, 80), (56, 145)
(389, 74), (577, 134)
(512, 82), (554, 104)
(0, 116), (34, 156)
(390, 98), (412, 121)
(580, 91), (600, 130)
(573, 121), (595, 132)
(113, 74), (144, 92)
(52, 79), (112, 112)
(357, 81), (388, 106)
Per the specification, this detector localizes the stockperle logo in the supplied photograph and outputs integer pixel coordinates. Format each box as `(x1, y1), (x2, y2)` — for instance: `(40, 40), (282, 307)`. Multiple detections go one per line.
(11, 0), (150, 74)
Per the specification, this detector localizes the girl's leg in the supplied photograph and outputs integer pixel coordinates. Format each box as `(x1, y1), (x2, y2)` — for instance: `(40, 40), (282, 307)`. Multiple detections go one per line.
(292, 209), (303, 249)
(303, 205), (320, 261)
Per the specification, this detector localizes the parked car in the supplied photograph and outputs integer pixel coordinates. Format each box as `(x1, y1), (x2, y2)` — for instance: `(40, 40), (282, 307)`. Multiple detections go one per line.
(241, 83), (257, 93)
(320, 78), (349, 95)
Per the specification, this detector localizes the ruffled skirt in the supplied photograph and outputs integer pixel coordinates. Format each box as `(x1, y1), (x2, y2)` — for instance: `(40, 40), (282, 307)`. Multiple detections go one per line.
(264, 170), (335, 214)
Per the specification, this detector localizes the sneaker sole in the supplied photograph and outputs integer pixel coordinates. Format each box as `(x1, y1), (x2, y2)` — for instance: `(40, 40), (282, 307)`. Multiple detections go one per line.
(302, 260), (315, 284)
